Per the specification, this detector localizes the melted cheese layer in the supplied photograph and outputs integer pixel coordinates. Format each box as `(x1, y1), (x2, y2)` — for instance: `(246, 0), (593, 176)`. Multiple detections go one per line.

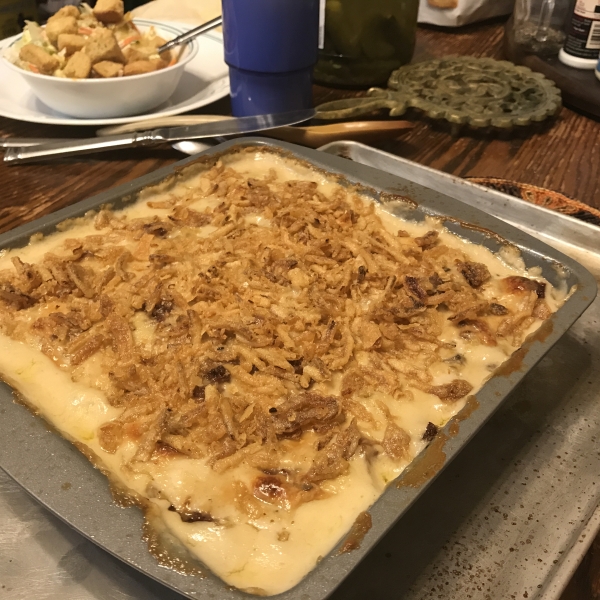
(0, 149), (566, 595)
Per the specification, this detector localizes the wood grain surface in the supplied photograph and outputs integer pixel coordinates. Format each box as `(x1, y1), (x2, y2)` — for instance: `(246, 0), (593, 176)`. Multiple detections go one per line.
(0, 16), (599, 600)
(315, 20), (600, 209)
(1, 19), (600, 238)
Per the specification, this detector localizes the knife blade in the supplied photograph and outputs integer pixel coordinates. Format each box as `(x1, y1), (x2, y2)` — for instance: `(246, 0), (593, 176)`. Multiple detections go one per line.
(3, 109), (316, 164)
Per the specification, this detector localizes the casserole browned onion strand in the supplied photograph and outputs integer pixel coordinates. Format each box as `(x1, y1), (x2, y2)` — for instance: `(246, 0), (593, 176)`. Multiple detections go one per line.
(0, 151), (551, 507)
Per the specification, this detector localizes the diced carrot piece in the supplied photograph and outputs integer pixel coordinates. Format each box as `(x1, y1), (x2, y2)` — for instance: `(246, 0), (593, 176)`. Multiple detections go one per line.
(119, 34), (140, 49)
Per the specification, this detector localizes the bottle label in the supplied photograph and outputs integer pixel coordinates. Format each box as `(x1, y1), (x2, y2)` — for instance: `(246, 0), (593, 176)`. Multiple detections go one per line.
(564, 1), (600, 58)
(574, 0), (600, 20)
(587, 20), (600, 48)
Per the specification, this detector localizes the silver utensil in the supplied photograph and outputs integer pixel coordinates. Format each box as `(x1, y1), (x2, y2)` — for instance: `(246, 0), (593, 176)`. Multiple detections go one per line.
(171, 140), (216, 155)
(3, 109), (316, 164)
(0, 138), (58, 148)
(157, 16), (222, 55)
(2, 118), (413, 155)
(0, 137), (219, 153)
(0, 137), (215, 155)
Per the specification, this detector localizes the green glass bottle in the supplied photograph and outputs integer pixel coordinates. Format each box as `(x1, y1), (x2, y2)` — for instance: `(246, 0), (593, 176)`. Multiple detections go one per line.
(313, 0), (419, 87)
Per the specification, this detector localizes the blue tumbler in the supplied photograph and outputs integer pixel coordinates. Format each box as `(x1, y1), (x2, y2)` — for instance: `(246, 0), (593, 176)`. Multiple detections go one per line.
(222, 0), (320, 116)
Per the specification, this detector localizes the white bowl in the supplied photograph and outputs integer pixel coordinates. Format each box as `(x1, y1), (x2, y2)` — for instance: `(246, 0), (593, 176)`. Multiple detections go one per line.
(2, 19), (198, 119)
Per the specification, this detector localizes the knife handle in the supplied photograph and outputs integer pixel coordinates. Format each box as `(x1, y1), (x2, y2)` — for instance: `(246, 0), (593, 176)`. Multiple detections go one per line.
(0, 138), (60, 148)
(3, 131), (162, 164)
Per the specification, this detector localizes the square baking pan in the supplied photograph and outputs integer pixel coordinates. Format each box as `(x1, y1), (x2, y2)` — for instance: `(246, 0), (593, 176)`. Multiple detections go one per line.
(0, 138), (596, 600)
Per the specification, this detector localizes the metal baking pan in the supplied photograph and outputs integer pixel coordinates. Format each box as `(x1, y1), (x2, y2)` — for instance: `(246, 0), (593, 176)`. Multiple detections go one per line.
(319, 141), (600, 256)
(0, 138), (596, 600)
(319, 141), (600, 600)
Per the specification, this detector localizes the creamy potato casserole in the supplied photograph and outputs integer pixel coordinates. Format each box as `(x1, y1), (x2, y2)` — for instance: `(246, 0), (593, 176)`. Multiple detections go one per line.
(0, 148), (566, 595)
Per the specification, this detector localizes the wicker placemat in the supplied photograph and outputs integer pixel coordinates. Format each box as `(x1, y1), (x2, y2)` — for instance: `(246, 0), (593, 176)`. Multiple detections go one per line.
(467, 177), (600, 227)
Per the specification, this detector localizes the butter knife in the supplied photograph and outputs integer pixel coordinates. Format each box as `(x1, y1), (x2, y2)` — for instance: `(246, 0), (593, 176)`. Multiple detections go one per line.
(3, 109), (315, 164)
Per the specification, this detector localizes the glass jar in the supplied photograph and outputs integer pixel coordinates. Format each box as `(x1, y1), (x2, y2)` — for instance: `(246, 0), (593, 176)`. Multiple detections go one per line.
(511, 0), (572, 56)
(313, 0), (419, 87)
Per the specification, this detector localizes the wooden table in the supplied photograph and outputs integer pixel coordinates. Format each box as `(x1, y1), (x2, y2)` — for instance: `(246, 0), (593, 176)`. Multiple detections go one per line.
(0, 16), (598, 600)
(2, 18), (600, 237)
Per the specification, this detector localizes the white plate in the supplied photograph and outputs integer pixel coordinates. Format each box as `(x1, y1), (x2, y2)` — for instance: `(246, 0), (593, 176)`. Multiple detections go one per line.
(0, 23), (229, 126)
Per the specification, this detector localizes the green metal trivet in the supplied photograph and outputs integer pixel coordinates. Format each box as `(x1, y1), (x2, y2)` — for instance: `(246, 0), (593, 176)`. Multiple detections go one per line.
(315, 56), (562, 128)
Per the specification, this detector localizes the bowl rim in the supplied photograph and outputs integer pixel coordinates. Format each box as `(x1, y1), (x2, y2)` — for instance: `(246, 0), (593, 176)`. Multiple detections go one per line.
(1, 18), (199, 83)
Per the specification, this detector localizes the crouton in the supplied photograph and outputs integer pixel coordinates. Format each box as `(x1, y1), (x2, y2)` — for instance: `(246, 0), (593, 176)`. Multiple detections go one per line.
(63, 51), (92, 79)
(123, 46), (144, 63)
(158, 48), (172, 63)
(147, 35), (169, 57)
(48, 5), (80, 21)
(93, 60), (122, 78)
(57, 33), (86, 56)
(45, 16), (78, 45)
(149, 58), (168, 70)
(93, 0), (124, 24)
(124, 41), (171, 64)
(84, 28), (126, 64)
(147, 35), (170, 59)
(78, 13), (100, 28)
(19, 44), (59, 74)
(123, 59), (161, 76)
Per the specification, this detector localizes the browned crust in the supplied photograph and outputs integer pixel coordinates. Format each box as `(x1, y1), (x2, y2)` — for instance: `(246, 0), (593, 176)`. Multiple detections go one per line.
(337, 511), (372, 554)
(0, 144), (564, 582)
